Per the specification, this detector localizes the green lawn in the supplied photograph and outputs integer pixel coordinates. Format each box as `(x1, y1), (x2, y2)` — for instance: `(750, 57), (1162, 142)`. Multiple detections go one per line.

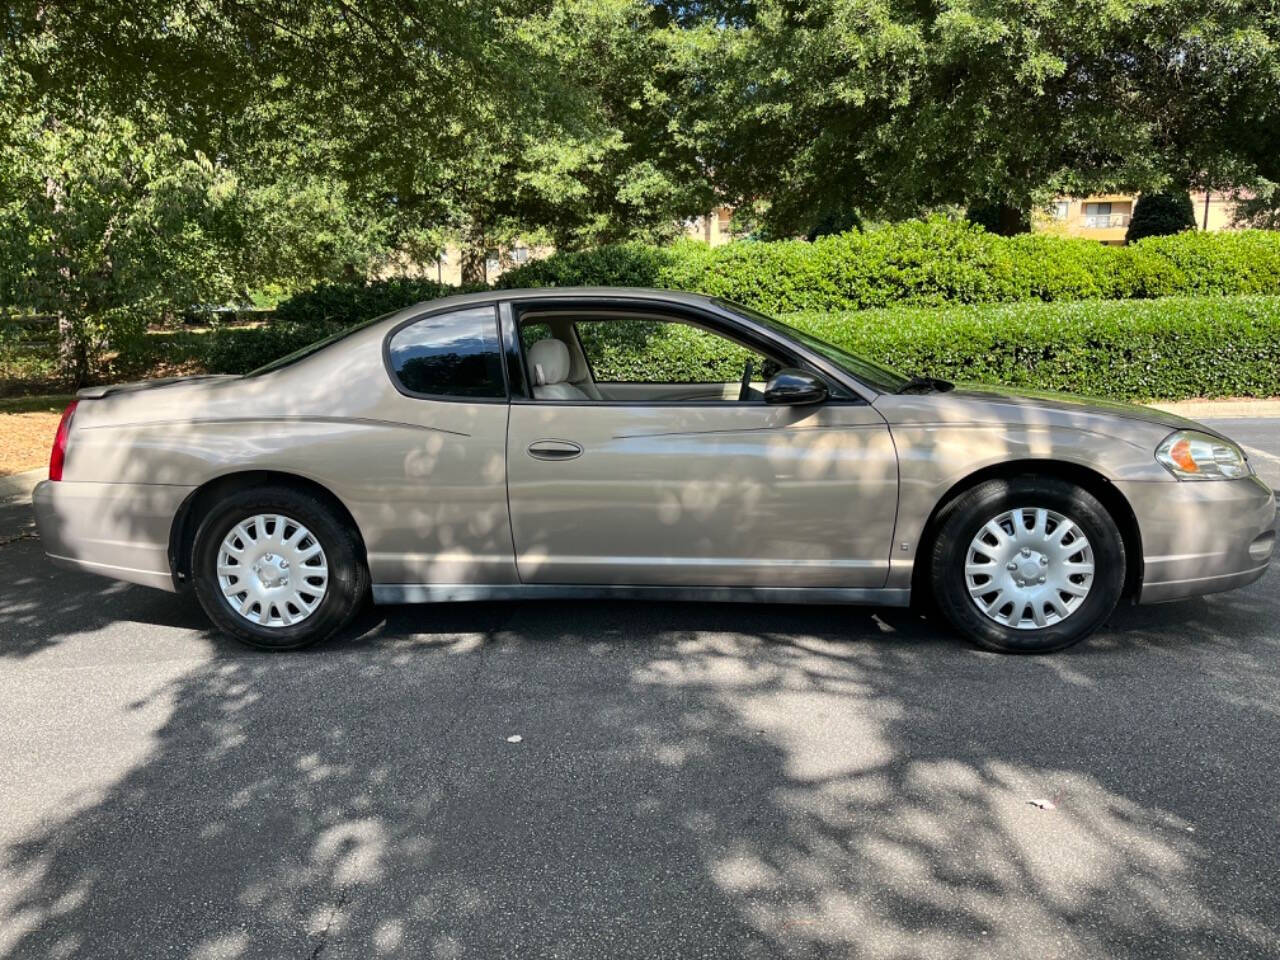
(0, 394), (76, 414)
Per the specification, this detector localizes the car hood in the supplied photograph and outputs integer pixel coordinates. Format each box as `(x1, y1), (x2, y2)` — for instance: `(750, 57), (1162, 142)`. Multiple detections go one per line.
(875, 383), (1218, 438)
(954, 384), (1212, 430)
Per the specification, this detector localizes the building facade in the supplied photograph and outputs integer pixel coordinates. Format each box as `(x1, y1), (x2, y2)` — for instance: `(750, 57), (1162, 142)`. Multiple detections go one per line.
(684, 206), (738, 247)
(1034, 191), (1242, 244)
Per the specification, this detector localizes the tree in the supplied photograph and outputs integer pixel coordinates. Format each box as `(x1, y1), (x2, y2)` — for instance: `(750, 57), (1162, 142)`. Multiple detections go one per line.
(965, 202), (1030, 237)
(656, 0), (1280, 235)
(1126, 191), (1197, 243)
(4, 0), (711, 274)
(6, 0), (1279, 309)
(0, 108), (241, 384)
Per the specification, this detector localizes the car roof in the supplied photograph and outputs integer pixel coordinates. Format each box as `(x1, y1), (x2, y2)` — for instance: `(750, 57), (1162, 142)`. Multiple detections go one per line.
(396, 286), (723, 317)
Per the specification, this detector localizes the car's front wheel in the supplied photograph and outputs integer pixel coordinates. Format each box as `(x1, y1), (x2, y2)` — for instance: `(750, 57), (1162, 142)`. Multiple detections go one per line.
(192, 486), (368, 650)
(930, 476), (1126, 653)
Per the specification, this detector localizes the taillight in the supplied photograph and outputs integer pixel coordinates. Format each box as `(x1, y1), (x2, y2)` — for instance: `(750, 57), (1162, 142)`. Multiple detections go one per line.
(49, 401), (78, 481)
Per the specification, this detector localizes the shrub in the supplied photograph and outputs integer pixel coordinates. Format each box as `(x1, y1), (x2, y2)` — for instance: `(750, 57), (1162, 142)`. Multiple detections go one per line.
(274, 278), (470, 327)
(198, 322), (345, 374)
(108, 322), (344, 380)
(494, 218), (1280, 312)
(573, 317), (754, 383)
(495, 241), (683, 290)
(1125, 229), (1280, 297)
(1126, 191), (1197, 244)
(786, 296), (1280, 401)
(180, 295), (1280, 401)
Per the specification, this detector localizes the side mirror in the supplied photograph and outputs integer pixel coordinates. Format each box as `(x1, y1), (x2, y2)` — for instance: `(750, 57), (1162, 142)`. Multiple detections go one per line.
(763, 368), (828, 406)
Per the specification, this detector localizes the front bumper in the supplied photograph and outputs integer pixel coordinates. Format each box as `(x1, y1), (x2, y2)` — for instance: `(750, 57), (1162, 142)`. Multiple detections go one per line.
(32, 480), (193, 592)
(1115, 474), (1277, 604)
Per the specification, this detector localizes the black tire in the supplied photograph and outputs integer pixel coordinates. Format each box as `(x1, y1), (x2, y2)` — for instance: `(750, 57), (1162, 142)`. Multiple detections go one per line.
(930, 476), (1125, 653)
(191, 486), (369, 650)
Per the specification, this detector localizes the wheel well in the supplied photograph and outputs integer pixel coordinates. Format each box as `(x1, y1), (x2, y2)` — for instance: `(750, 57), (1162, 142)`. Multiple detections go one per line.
(910, 460), (1144, 602)
(168, 470), (368, 587)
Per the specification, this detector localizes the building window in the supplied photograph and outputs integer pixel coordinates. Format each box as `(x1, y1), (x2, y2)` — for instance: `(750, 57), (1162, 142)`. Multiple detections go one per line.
(511, 245), (530, 263)
(1082, 202), (1119, 228)
(1053, 201), (1070, 220)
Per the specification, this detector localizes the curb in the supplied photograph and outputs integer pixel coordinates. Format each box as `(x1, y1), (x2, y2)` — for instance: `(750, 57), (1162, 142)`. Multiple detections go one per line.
(0, 468), (44, 502)
(1146, 399), (1280, 419)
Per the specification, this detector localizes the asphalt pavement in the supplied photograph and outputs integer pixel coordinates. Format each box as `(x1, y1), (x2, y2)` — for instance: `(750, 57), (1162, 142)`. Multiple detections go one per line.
(0, 419), (1277, 960)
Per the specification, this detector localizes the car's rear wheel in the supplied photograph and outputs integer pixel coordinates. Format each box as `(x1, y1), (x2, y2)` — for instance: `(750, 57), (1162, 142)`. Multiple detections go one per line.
(930, 476), (1125, 653)
(192, 486), (368, 650)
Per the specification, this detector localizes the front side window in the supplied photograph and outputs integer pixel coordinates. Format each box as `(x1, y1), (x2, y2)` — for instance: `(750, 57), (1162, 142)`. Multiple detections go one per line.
(387, 305), (505, 399)
(519, 320), (553, 353)
(715, 300), (909, 393)
(574, 317), (777, 385)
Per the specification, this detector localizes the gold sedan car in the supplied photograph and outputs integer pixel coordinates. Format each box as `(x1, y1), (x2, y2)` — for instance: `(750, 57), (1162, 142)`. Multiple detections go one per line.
(34, 289), (1276, 653)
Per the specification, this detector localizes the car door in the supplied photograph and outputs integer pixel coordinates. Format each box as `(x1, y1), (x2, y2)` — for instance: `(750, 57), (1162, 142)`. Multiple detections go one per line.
(504, 302), (900, 588)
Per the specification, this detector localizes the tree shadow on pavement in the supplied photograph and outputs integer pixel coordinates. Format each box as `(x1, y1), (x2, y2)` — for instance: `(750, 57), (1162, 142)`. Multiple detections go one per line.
(0, 540), (210, 658)
(1, 570), (1279, 958)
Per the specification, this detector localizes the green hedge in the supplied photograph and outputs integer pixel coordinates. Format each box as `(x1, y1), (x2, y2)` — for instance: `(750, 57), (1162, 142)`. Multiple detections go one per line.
(541, 296), (1280, 401)
(788, 296), (1280, 401)
(573, 318), (756, 384)
(271, 222), (1280, 327)
(496, 220), (1280, 313)
(273, 277), (476, 326)
(173, 295), (1280, 401)
(87, 322), (342, 384)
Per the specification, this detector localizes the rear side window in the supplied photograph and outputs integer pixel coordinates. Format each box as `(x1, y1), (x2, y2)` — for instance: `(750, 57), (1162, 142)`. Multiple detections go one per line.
(387, 305), (505, 399)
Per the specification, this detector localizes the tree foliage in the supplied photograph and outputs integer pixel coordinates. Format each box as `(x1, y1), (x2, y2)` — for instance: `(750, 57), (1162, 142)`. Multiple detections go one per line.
(1126, 191), (1197, 243)
(5, 0), (708, 274)
(657, 0), (1280, 234)
(3, 0), (1280, 381)
(0, 106), (241, 383)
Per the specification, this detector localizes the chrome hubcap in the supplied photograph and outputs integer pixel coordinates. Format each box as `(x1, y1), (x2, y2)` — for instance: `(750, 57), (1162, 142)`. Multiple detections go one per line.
(965, 507), (1095, 630)
(217, 514), (328, 628)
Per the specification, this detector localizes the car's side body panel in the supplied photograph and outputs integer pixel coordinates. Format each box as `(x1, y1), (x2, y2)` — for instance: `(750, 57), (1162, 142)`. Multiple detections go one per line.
(505, 399), (898, 587)
(1117, 475), (1275, 602)
(875, 392), (1276, 600)
(46, 307), (520, 589)
(28, 288), (1276, 616)
(877, 394), (1169, 592)
(33, 480), (191, 590)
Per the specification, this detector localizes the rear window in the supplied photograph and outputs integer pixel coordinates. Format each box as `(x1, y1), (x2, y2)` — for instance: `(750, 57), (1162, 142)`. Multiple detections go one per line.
(387, 305), (505, 399)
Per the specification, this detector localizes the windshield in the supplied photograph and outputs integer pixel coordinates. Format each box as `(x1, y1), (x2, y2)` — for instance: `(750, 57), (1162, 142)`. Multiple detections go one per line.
(247, 311), (396, 377)
(714, 300), (911, 393)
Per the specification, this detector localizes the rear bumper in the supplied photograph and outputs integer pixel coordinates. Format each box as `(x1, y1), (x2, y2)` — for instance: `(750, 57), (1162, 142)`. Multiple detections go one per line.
(32, 480), (193, 592)
(1115, 475), (1277, 604)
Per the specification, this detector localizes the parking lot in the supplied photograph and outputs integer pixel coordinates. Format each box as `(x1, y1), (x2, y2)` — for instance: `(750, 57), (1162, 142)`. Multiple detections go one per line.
(1, 419), (1277, 960)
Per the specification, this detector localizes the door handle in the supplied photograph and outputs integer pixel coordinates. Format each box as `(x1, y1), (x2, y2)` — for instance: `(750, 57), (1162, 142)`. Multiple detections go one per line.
(527, 439), (583, 461)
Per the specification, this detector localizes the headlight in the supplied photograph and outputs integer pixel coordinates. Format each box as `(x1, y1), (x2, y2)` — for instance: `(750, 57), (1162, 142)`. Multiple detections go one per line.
(1155, 430), (1252, 480)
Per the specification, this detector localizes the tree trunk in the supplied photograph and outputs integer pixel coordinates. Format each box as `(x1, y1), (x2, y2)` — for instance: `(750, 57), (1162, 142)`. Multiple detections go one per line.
(993, 204), (1029, 236)
(56, 313), (88, 388)
(460, 223), (488, 286)
(44, 165), (88, 387)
